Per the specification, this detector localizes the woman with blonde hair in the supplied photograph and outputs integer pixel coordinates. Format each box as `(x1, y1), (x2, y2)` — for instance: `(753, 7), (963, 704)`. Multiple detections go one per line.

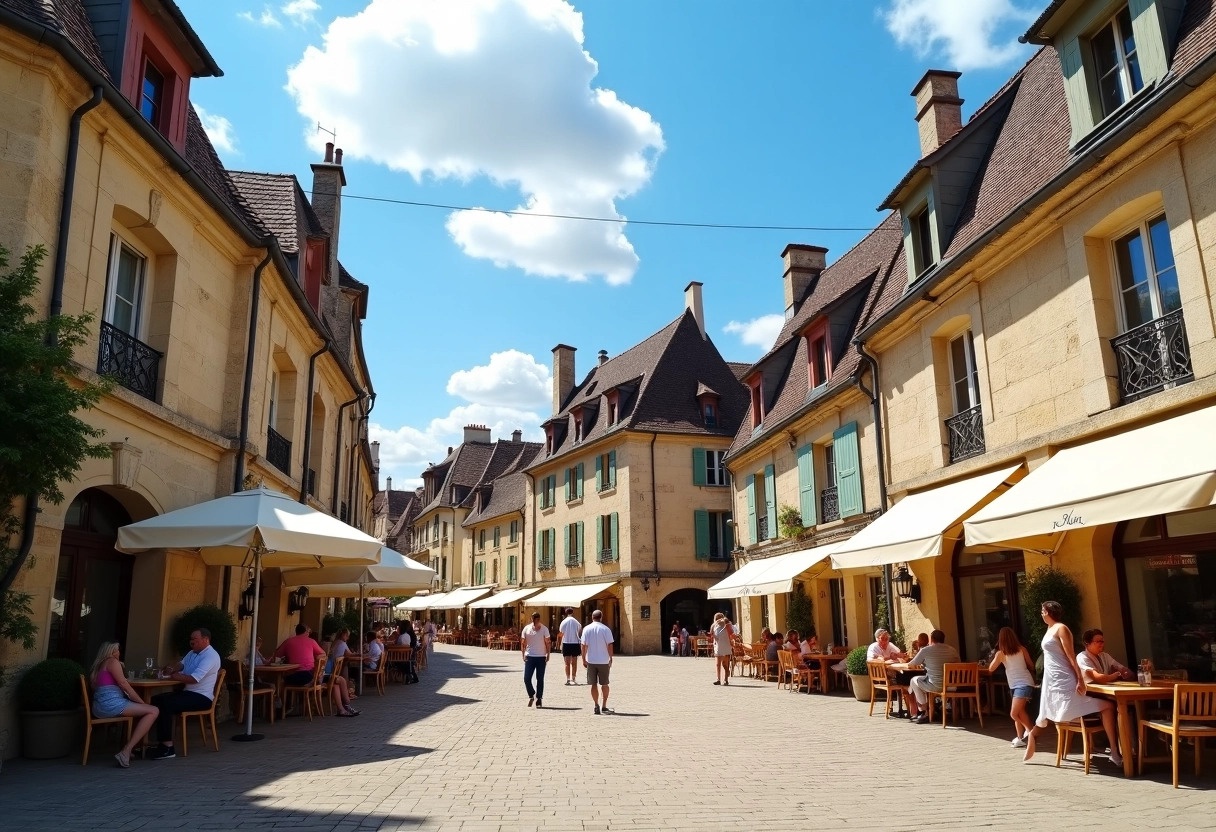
(89, 641), (159, 768)
(710, 612), (734, 685)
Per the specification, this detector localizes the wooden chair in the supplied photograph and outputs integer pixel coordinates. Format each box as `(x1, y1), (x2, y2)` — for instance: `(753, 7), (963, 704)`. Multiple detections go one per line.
(80, 675), (133, 766)
(1055, 715), (1106, 775)
(284, 656), (326, 721)
(178, 668), (226, 756)
(753, 648), (778, 682)
(930, 663), (983, 728)
(830, 648), (849, 690)
(384, 646), (412, 683)
(777, 651), (811, 693)
(229, 660), (273, 726)
(322, 657), (345, 715)
(867, 660), (908, 719)
(363, 655), (387, 696)
(1138, 683), (1216, 787)
(730, 643), (754, 678)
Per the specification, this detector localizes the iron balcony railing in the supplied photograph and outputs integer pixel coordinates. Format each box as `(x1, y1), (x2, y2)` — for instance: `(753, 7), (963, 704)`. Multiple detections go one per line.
(538, 556), (555, 570)
(565, 553), (581, 567)
(1111, 309), (1193, 404)
(946, 404), (986, 464)
(97, 321), (161, 402)
(598, 548), (615, 563)
(757, 515), (770, 542)
(820, 485), (840, 523)
(266, 425), (292, 475)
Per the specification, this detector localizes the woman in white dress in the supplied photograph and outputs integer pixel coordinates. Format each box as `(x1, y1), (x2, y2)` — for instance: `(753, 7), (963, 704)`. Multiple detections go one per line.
(1023, 601), (1120, 766)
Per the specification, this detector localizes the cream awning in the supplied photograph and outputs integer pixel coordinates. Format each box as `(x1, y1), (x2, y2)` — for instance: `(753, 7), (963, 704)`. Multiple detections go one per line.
(707, 557), (785, 599)
(397, 592), (446, 611)
(428, 586), (494, 610)
(744, 543), (839, 596)
(965, 406), (1216, 549)
(831, 464), (1023, 569)
(524, 581), (619, 608)
(468, 587), (543, 609)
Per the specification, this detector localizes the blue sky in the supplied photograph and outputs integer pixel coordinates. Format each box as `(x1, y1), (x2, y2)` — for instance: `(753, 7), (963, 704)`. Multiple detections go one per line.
(184, 0), (1043, 489)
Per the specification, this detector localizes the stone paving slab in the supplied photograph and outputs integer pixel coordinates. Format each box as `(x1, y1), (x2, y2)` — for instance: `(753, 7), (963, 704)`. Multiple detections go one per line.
(1, 645), (1213, 830)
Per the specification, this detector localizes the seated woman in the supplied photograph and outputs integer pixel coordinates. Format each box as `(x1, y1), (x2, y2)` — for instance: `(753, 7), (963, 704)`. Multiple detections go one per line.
(323, 632), (359, 717)
(800, 633), (821, 669)
(784, 630), (801, 655)
(365, 630), (385, 672)
(90, 641), (159, 768)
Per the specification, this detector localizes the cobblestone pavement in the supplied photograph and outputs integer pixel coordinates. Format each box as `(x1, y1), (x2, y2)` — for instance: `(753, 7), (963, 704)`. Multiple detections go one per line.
(1, 645), (1213, 831)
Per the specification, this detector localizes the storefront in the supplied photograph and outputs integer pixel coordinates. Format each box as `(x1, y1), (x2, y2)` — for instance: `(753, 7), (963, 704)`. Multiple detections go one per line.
(952, 547), (1029, 661)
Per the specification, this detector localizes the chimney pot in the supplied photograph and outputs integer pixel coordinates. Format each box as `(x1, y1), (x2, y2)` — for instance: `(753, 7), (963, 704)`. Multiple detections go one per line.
(324, 142), (334, 163)
(511, 429), (522, 443)
(597, 349), (608, 365)
(462, 424), (492, 444)
(912, 70), (963, 157)
(781, 244), (828, 316)
(334, 148), (343, 165)
(551, 344), (577, 416)
(683, 281), (706, 340)
(386, 476), (393, 491)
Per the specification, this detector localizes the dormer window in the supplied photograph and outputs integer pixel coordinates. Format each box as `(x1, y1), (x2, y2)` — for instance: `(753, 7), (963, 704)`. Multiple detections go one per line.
(748, 377), (765, 429)
(911, 205), (936, 276)
(803, 319), (833, 389)
(606, 392), (619, 425)
(572, 408), (583, 442)
(703, 402), (717, 427)
(1093, 7), (1143, 118)
(141, 59), (165, 125)
(545, 426), (554, 455)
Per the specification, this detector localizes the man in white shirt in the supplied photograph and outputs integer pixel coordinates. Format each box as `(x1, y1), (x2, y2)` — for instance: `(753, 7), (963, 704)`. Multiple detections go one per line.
(580, 609), (615, 714)
(148, 628), (221, 760)
(558, 607), (583, 685)
(1077, 629), (1135, 683)
(521, 612), (551, 708)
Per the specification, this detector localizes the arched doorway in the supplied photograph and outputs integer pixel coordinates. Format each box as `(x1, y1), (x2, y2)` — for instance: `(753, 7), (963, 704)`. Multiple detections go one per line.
(47, 489), (135, 665)
(660, 588), (730, 650)
(952, 547), (1028, 661)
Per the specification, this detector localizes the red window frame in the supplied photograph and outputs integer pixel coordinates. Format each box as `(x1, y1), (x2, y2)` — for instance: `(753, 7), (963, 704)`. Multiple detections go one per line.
(802, 319), (833, 389)
(748, 376), (764, 428)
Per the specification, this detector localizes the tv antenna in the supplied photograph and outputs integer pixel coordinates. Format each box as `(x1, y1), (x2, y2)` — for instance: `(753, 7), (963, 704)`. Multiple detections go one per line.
(316, 122), (336, 143)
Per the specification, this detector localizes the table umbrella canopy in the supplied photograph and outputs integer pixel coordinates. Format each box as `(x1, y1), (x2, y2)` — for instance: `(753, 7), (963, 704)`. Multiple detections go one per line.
(281, 547), (435, 597)
(115, 487), (383, 567)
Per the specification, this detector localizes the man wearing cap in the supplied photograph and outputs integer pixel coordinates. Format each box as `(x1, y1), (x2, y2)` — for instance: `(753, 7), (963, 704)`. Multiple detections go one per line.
(521, 612), (551, 708)
(558, 607), (583, 685)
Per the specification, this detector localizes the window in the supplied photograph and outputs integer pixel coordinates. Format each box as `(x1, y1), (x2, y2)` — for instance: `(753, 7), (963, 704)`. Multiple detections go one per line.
(267, 371), (279, 429)
(1092, 6), (1143, 119)
(508, 555), (517, 584)
(140, 59), (165, 126)
(493, 526), (500, 548)
(596, 513), (619, 563)
(539, 475), (557, 509)
(703, 402), (717, 427)
(103, 236), (146, 336)
(694, 510), (733, 560)
(820, 443), (840, 524)
(565, 521), (585, 566)
(749, 378), (765, 428)
(537, 528), (556, 570)
(573, 410), (583, 442)
(441, 521), (448, 542)
(911, 206), (936, 276)
(693, 448), (728, 487)
(595, 451), (617, 492)
(509, 520), (518, 543)
(949, 331), (981, 414)
(565, 464), (584, 502)
(811, 336), (830, 388)
(1114, 215), (1180, 330)
(478, 529), (485, 551)
(607, 393), (618, 424)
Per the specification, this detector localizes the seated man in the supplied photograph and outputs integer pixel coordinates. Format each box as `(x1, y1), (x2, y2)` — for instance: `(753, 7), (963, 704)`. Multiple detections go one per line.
(907, 629), (960, 723)
(148, 628), (221, 760)
(275, 624), (326, 687)
(867, 628), (904, 663)
(1076, 628), (1135, 683)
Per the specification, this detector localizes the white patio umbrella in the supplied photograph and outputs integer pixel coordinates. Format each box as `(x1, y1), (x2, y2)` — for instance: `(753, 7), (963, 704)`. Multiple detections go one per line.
(115, 487), (383, 741)
(281, 548), (435, 693)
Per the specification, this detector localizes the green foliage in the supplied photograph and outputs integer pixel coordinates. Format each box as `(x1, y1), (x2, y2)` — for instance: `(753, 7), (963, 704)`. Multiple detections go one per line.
(872, 593), (905, 650)
(171, 604), (238, 659)
(845, 646), (869, 676)
(1020, 565), (1082, 652)
(777, 505), (804, 539)
(342, 606), (362, 634)
(322, 612), (345, 639)
(785, 585), (814, 638)
(17, 658), (86, 711)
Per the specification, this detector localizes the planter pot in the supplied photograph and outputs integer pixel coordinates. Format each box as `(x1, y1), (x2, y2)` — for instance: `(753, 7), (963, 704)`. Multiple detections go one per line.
(20, 710), (81, 760)
(848, 673), (871, 702)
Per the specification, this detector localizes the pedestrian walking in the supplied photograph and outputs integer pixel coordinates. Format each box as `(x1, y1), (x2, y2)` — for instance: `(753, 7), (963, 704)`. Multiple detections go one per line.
(710, 612), (734, 685)
(558, 607), (582, 685)
(521, 612), (551, 708)
(580, 609), (615, 714)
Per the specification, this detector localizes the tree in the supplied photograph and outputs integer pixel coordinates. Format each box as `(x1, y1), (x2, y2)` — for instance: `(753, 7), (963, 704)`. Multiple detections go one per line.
(0, 244), (110, 651)
(785, 584), (815, 638)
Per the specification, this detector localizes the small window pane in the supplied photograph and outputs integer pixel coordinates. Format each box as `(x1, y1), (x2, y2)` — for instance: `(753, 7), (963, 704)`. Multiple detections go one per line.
(1122, 515), (1162, 543)
(141, 62), (164, 124)
(1148, 217), (1181, 314)
(1092, 24), (1119, 76)
(1165, 506), (1216, 538)
(110, 245), (143, 334)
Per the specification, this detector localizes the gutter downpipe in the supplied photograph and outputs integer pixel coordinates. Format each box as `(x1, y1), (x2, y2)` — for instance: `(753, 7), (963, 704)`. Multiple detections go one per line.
(853, 339), (894, 633)
(297, 340), (331, 502)
(7, 85), (103, 602)
(649, 433), (659, 583)
(332, 394), (363, 514)
(233, 250), (274, 493)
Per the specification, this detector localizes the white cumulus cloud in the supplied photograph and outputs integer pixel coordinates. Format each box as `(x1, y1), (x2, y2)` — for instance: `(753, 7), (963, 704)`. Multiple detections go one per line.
(724, 315), (784, 352)
(446, 349), (551, 410)
(882, 0), (1036, 70)
(195, 105), (238, 155)
(285, 0), (663, 285)
(238, 7), (281, 27)
(282, 0), (320, 25)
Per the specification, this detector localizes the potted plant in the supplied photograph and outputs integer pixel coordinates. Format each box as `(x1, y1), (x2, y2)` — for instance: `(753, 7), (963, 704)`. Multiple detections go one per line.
(18, 657), (85, 759)
(777, 505), (804, 539)
(845, 646), (871, 702)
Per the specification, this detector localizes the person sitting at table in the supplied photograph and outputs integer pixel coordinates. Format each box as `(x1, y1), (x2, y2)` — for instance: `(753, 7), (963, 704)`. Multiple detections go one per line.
(252, 635), (268, 666)
(365, 630), (385, 672)
(275, 624), (327, 688)
(907, 629), (960, 724)
(393, 622), (419, 684)
(89, 641), (159, 768)
(867, 628), (905, 663)
(322, 632), (359, 717)
(799, 633), (821, 670)
(147, 628), (221, 760)
(914, 632), (930, 652)
(763, 631), (781, 665)
(1076, 628), (1135, 684)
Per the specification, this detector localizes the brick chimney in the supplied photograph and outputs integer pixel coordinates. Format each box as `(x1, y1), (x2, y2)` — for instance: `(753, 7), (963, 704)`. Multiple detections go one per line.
(552, 344), (576, 415)
(386, 476), (392, 491)
(684, 281), (706, 339)
(511, 429), (522, 443)
(781, 244), (827, 317)
(463, 424), (492, 444)
(912, 70), (963, 157)
(597, 349), (609, 365)
(310, 142), (347, 285)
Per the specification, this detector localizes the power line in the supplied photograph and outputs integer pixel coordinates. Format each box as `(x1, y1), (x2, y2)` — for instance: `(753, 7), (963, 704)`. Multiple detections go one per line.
(309, 190), (879, 232)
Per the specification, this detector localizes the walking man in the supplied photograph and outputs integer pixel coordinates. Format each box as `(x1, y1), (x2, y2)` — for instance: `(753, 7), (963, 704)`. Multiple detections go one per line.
(521, 612), (550, 708)
(558, 607), (582, 685)
(580, 609), (615, 714)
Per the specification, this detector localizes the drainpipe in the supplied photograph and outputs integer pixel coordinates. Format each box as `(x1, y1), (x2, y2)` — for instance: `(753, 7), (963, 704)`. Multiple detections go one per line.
(332, 393), (363, 514)
(346, 393), (375, 525)
(522, 472), (535, 584)
(297, 340), (330, 502)
(649, 433), (659, 581)
(853, 338), (894, 632)
(5, 86), (103, 602)
(233, 250), (275, 492)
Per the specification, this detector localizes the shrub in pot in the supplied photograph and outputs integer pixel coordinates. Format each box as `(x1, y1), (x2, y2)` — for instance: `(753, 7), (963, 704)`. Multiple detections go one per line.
(18, 658), (86, 759)
(845, 646), (871, 702)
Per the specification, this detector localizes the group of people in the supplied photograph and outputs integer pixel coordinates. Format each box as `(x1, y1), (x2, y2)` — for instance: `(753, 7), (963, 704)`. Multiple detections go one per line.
(520, 607), (616, 714)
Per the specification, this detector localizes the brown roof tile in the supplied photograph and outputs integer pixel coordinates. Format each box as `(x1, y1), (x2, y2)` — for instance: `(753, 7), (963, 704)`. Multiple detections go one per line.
(228, 170), (327, 255)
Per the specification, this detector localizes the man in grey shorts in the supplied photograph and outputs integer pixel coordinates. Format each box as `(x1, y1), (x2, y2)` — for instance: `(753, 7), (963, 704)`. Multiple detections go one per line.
(580, 609), (615, 714)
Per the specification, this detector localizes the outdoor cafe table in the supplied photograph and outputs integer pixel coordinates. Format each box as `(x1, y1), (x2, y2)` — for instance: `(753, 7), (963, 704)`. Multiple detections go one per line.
(1086, 680), (1179, 778)
(885, 662), (997, 713)
(128, 677), (182, 704)
(253, 662), (301, 700)
(800, 654), (839, 694)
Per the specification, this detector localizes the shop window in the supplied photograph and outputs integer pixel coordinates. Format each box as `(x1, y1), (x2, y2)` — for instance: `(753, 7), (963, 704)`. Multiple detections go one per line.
(952, 547), (1028, 662)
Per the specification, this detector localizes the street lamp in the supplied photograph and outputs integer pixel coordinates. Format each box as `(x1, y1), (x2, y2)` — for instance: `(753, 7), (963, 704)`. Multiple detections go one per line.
(287, 585), (310, 616)
(892, 564), (921, 603)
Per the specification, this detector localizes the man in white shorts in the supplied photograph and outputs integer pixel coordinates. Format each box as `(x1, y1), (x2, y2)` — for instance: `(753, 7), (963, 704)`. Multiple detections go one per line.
(558, 607), (582, 685)
(580, 609), (615, 714)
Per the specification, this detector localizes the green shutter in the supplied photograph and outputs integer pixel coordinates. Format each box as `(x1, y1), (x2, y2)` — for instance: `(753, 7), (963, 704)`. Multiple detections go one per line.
(595, 455), (603, 491)
(724, 512), (734, 553)
(596, 516), (603, 561)
(694, 510), (710, 559)
(833, 421), (863, 518)
(564, 468), (571, 501)
(563, 524), (571, 563)
(764, 464), (777, 537)
(576, 521), (584, 564)
(576, 463), (584, 498)
(692, 447), (707, 486)
(509, 555), (516, 583)
(608, 450), (617, 488)
(746, 474), (757, 544)
(797, 443), (817, 527)
(494, 526), (500, 547)
(536, 530), (544, 564)
(549, 476), (556, 506)
(610, 512), (619, 560)
(549, 529), (557, 565)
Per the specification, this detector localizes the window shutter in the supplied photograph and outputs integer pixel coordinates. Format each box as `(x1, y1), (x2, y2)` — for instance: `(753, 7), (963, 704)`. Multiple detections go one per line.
(563, 524), (571, 562)
(596, 516), (603, 561)
(494, 526), (500, 547)
(576, 520), (584, 564)
(509, 556), (516, 583)
(577, 463), (584, 498)
(549, 476), (556, 506)
(549, 529), (557, 564)
(833, 421), (863, 517)
(694, 510), (710, 560)
(536, 530), (544, 563)
(610, 512), (619, 560)
(564, 468), (571, 501)
(595, 455), (603, 491)
(746, 474), (758, 544)
(797, 443), (817, 527)
(608, 450), (617, 488)
(538, 477), (546, 509)
(724, 512), (734, 553)
(692, 447), (707, 486)
(764, 464), (778, 538)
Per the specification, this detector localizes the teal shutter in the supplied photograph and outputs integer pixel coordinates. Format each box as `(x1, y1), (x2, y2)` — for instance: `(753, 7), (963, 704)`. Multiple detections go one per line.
(539, 477), (547, 509)
(509, 556), (516, 583)
(596, 517), (603, 561)
(694, 510), (710, 559)
(576, 463), (584, 498)
(493, 526), (500, 547)
(608, 450), (617, 488)
(549, 529), (557, 565)
(764, 464), (777, 537)
(610, 512), (619, 560)
(595, 455), (603, 491)
(564, 468), (571, 501)
(692, 447), (707, 486)
(746, 474), (757, 544)
(576, 521), (584, 564)
(563, 524), (571, 563)
(536, 530), (544, 563)
(724, 512), (734, 553)
(833, 421), (863, 517)
(797, 443), (817, 527)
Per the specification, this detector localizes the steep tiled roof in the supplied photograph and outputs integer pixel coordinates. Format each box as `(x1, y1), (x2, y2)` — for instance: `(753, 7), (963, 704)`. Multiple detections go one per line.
(417, 442), (495, 516)
(0, 0), (110, 80)
(727, 362), (752, 381)
(228, 170), (327, 256)
(338, 262), (367, 291)
(463, 443), (544, 526)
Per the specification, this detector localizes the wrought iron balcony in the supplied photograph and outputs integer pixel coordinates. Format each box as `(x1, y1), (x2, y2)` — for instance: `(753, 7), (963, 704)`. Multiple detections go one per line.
(820, 486), (840, 523)
(946, 404), (986, 464)
(538, 556), (555, 571)
(565, 553), (581, 567)
(266, 425), (292, 475)
(97, 321), (161, 402)
(597, 548), (615, 563)
(1111, 309), (1194, 404)
(757, 515), (770, 542)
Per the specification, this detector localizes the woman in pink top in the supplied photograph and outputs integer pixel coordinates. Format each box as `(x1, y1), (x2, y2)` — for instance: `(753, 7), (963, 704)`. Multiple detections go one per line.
(89, 641), (159, 768)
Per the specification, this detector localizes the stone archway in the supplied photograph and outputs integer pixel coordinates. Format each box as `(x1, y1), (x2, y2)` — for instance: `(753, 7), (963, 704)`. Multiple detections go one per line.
(659, 588), (731, 655)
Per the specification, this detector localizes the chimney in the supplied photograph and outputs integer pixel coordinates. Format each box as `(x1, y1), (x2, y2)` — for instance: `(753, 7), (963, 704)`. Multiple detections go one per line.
(597, 349), (608, 366)
(552, 344), (576, 415)
(371, 440), (380, 470)
(781, 244), (828, 317)
(324, 142), (334, 163)
(334, 148), (343, 165)
(386, 476), (392, 491)
(511, 429), (522, 443)
(463, 424), (492, 444)
(684, 281), (705, 340)
(310, 143), (348, 287)
(912, 70), (963, 157)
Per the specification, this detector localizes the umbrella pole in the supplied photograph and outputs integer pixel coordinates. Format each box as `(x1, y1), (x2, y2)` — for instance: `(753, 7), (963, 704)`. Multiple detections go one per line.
(358, 584), (365, 696)
(234, 546), (265, 742)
